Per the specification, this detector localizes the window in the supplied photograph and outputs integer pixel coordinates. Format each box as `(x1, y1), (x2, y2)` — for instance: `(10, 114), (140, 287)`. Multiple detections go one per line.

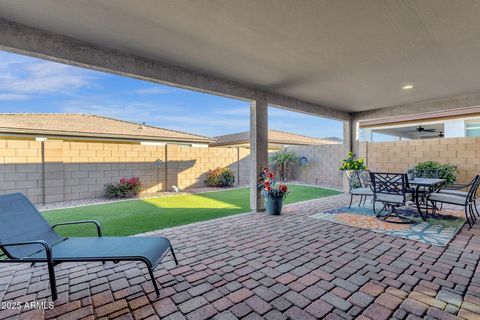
(465, 122), (480, 137)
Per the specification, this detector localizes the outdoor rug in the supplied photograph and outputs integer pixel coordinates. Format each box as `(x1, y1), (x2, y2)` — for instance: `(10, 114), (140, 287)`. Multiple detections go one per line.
(310, 206), (466, 246)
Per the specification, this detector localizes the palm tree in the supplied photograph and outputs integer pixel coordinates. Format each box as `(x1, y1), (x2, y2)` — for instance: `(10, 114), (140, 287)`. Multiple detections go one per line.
(270, 150), (299, 182)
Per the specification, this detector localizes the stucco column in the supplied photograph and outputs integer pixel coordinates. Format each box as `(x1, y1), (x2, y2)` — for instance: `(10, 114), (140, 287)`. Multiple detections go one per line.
(250, 98), (268, 212)
(342, 119), (354, 192)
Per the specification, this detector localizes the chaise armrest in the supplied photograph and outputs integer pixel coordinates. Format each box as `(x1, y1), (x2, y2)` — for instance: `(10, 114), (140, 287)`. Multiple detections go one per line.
(52, 220), (102, 237)
(0, 240), (52, 261)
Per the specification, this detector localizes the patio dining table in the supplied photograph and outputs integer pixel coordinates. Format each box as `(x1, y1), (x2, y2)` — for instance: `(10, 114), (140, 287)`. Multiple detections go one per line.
(409, 178), (446, 221)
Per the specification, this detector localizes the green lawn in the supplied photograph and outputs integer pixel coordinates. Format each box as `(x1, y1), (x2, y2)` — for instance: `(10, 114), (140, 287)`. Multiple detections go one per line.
(43, 185), (341, 237)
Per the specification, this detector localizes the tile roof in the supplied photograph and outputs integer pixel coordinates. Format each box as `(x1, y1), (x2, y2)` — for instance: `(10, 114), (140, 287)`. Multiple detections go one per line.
(0, 113), (213, 143)
(211, 129), (340, 147)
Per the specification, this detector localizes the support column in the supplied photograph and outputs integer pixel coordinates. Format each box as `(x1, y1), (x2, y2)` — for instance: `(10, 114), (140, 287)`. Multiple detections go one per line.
(250, 98), (269, 212)
(342, 119), (354, 192)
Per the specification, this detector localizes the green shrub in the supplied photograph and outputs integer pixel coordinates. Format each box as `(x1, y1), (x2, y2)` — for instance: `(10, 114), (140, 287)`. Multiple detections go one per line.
(105, 177), (142, 199)
(206, 167), (235, 187)
(414, 161), (458, 185)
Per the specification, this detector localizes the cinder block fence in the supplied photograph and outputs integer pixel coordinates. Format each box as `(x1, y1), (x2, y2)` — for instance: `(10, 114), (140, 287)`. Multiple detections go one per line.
(0, 138), (348, 204)
(0, 139), (251, 204)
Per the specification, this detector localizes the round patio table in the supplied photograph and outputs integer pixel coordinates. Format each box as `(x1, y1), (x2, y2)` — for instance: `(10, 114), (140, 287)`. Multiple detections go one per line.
(409, 178), (446, 221)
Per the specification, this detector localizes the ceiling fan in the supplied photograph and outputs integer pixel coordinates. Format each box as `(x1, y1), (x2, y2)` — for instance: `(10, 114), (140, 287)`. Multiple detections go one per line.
(408, 125), (436, 133)
(438, 131), (444, 138)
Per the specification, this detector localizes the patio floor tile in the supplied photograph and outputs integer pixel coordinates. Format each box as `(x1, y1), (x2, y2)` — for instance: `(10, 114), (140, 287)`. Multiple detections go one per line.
(1, 194), (480, 319)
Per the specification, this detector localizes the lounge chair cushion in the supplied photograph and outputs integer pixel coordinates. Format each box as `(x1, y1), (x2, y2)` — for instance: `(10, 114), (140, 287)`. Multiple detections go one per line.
(29, 236), (172, 267)
(376, 193), (412, 204)
(429, 193), (468, 205)
(0, 193), (65, 258)
(351, 188), (373, 195)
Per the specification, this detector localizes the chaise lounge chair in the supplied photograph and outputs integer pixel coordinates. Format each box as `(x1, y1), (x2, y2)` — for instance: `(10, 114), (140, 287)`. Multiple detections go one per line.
(0, 193), (178, 301)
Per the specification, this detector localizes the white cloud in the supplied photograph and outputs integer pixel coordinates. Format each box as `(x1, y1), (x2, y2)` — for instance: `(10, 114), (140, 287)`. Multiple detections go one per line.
(0, 54), (94, 97)
(215, 107), (249, 116)
(135, 86), (185, 95)
(0, 93), (32, 101)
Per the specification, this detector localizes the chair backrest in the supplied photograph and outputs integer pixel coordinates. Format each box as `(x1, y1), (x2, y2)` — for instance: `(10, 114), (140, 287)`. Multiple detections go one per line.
(358, 170), (371, 187)
(370, 172), (410, 198)
(466, 175), (480, 202)
(346, 170), (370, 191)
(0, 193), (64, 259)
(414, 169), (440, 179)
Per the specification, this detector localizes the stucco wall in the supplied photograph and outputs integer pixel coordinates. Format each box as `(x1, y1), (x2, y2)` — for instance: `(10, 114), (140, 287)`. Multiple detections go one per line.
(359, 137), (479, 184)
(286, 144), (344, 189)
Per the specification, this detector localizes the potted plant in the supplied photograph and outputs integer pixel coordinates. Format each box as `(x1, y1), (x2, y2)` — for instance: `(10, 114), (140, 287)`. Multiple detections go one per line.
(257, 168), (289, 215)
(338, 152), (368, 191)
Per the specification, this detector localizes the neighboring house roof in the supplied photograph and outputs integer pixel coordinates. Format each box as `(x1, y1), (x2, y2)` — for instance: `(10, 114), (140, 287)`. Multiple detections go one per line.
(211, 129), (341, 147)
(0, 113), (213, 143)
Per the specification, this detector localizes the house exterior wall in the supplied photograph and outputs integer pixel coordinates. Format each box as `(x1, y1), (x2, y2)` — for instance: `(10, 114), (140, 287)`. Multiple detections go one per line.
(359, 137), (479, 184)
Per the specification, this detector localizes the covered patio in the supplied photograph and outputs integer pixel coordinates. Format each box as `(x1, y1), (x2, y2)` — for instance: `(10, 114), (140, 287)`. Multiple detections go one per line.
(1, 1), (480, 319)
(1, 194), (479, 319)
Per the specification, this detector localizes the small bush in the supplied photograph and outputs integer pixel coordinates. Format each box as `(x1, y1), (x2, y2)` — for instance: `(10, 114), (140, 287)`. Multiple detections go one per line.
(206, 167), (235, 187)
(414, 161), (458, 185)
(105, 177), (143, 199)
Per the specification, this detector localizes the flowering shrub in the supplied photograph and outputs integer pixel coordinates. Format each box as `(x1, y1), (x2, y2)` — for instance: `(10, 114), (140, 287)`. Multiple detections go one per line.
(206, 167), (235, 187)
(257, 168), (289, 199)
(339, 152), (367, 171)
(105, 177), (142, 199)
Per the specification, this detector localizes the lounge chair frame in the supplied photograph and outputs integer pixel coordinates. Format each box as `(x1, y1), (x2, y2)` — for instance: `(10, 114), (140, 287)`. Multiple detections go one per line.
(0, 194), (178, 301)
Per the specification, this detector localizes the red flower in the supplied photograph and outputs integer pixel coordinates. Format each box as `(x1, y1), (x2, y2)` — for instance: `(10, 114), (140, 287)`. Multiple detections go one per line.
(262, 167), (269, 173)
(264, 185), (271, 191)
(267, 172), (275, 179)
(279, 184), (288, 193)
(264, 180), (270, 186)
(120, 177), (127, 184)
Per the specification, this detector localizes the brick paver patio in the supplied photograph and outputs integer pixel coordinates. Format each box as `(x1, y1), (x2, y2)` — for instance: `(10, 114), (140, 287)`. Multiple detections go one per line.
(1, 194), (479, 319)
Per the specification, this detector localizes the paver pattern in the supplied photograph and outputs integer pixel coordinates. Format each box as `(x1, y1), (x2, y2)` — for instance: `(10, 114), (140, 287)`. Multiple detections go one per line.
(0, 194), (479, 319)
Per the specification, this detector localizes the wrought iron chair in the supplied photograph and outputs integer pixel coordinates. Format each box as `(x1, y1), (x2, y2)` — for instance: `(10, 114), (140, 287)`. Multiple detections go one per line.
(370, 172), (413, 223)
(346, 170), (373, 208)
(414, 169), (440, 179)
(428, 175), (480, 228)
(437, 176), (480, 218)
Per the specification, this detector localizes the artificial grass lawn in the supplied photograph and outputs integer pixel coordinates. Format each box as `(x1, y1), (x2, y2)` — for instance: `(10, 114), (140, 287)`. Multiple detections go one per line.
(43, 185), (341, 237)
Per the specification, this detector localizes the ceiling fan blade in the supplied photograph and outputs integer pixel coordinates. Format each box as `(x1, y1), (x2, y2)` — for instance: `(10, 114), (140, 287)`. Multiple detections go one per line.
(423, 129), (436, 132)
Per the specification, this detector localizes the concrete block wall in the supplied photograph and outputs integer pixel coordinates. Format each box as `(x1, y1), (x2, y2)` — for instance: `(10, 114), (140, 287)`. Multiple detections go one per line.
(0, 139), (43, 203)
(285, 144), (344, 189)
(0, 137), (347, 204)
(0, 138), (252, 204)
(359, 137), (480, 184)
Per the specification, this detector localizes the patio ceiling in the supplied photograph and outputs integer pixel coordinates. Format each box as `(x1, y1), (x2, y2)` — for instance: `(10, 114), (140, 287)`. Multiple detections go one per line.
(1, 0), (480, 113)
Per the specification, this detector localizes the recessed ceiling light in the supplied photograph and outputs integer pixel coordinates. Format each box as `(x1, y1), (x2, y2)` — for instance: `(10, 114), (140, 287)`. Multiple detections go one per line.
(402, 84), (414, 90)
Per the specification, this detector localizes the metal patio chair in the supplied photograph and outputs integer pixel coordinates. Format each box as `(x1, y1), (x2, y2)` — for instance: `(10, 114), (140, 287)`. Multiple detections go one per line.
(370, 172), (413, 223)
(347, 170), (373, 208)
(437, 175), (480, 218)
(428, 175), (480, 228)
(0, 193), (178, 301)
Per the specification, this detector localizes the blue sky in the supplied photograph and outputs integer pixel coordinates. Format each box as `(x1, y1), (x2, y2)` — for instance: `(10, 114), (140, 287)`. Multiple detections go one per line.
(0, 50), (342, 138)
